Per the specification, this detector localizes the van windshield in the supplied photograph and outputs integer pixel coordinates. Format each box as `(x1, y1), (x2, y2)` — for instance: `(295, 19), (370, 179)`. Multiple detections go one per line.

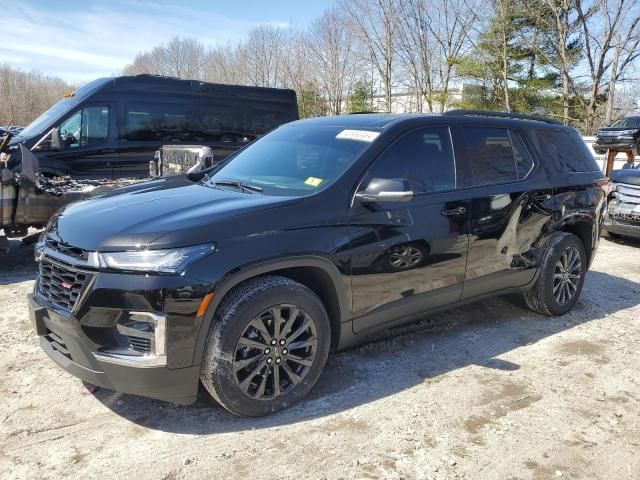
(14, 78), (109, 140)
(205, 125), (378, 196)
(17, 98), (77, 139)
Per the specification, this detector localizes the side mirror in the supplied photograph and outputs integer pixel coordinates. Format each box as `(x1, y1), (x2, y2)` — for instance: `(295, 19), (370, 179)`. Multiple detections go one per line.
(355, 178), (413, 203)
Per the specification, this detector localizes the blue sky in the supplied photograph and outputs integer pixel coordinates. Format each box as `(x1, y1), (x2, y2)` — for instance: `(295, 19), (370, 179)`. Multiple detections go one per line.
(3, 0), (334, 83)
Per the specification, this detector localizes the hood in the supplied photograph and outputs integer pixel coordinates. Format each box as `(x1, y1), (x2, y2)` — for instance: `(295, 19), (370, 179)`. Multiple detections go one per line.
(48, 176), (301, 251)
(598, 126), (639, 133)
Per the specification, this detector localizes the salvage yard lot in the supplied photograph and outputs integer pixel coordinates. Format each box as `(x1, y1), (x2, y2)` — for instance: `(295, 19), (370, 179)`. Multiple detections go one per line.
(1, 237), (639, 480)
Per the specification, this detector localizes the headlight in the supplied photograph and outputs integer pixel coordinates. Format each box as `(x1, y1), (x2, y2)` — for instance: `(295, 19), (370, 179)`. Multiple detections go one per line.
(620, 129), (636, 136)
(98, 243), (216, 274)
(34, 235), (45, 262)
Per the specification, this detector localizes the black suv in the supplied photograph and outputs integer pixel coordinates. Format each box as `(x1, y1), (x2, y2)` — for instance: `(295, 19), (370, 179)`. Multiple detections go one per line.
(28, 110), (607, 416)
(593, 116), (640, 155)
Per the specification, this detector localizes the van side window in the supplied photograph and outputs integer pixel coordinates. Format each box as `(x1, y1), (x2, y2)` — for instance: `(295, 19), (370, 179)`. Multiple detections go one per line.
(123, 102), (190, 142)
(461, 126), (532, 186)
(56, 106), (109, 149)
(368, 126), (456, 194)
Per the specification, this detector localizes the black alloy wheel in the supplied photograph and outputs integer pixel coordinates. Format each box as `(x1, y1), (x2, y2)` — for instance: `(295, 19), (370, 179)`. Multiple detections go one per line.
(233, 304), (318, 399)
(200, 276), (331, 416)
(552, 245), (582, 305)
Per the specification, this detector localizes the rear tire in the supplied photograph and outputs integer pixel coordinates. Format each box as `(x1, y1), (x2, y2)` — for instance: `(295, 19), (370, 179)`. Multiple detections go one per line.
(523, 232), (587, 316)
(200, 275), (331, 416)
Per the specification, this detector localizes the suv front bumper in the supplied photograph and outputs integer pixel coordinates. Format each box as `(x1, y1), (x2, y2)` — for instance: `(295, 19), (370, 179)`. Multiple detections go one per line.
(594, 136), (636, 152)
(28, 281), (204, 405)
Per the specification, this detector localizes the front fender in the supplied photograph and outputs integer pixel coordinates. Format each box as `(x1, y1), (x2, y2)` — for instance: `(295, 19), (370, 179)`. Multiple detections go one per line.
(190, 255), (349, 366)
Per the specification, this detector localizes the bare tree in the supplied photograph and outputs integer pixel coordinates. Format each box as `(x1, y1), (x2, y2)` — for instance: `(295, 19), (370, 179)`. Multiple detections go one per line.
(306, 6), (361, 114)
(241, 25), (288, 88)
(342, 0), (399, 112)
(575, 0), (640, 130)
(532, 0), (582, 125)
(396, 0), (436, 112)
(0, 64), (73, 127)
(605, 27), (640, 124)
(123, 37), (206, 80)
(204, 43), (248, 85)
(430, 0), (480, 111)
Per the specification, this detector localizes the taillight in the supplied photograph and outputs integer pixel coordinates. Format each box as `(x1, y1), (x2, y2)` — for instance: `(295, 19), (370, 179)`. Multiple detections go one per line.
(594, 178), (610, 195)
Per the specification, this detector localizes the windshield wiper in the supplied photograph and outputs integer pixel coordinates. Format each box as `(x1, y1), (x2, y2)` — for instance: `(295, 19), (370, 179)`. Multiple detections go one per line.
(212, 179), (263, 194)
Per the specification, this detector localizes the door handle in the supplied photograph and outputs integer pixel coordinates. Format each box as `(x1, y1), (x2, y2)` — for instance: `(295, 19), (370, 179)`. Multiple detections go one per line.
(441, 206), (466, 216)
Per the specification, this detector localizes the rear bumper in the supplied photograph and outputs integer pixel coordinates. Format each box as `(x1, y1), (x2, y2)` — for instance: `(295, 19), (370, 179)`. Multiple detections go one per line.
(28, 293), (201, 404)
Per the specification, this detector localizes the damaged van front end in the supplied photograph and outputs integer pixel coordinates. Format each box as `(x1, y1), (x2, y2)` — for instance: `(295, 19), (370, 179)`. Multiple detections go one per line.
(0, 142), (137, 240)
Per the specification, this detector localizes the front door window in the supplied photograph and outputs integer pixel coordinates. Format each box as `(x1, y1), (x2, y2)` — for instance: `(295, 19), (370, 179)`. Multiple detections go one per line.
(45, 106), (110, 150)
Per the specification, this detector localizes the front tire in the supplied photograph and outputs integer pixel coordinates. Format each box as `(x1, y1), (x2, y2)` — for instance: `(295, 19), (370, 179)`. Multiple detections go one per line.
(200, 276), (331, 416)
(524, 232), (587, 316)
(593, 146), (607, 155)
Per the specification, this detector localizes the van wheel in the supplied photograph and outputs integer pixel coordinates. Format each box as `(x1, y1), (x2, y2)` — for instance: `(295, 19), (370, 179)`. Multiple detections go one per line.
(523, 232), (586, 316)
(200, 276), (331, 416)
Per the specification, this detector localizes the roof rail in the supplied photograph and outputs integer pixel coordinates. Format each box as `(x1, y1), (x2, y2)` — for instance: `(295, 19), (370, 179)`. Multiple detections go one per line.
(443, 109), (562, 125)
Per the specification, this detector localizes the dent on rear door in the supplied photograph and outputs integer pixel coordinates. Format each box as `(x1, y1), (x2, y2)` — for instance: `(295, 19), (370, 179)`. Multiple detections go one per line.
(463, 185), (555, 297)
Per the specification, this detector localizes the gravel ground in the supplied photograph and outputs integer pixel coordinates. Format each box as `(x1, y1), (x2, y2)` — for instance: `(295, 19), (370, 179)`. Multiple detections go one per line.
(1, 236), (639, 480)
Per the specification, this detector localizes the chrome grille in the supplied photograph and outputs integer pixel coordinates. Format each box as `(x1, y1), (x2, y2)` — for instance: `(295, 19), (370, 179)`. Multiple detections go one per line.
(613, 184), (640, 204)
(37, 257), (87, 313)
(610, 213), (640, 227)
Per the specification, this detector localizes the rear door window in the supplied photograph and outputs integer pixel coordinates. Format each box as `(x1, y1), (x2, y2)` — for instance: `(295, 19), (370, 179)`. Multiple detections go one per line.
(461, 126), (533, 186)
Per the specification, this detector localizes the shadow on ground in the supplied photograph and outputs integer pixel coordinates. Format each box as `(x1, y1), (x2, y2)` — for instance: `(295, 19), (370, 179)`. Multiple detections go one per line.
(90, 269), (640, 435)
(0, 239), (38, 284)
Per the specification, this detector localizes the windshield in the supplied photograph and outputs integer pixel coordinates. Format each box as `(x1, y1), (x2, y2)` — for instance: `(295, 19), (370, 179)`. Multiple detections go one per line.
(14, 78), (109, 140)
(611, 117), (640, 128)
(17, 98), (77, 139)
(205, 124), (379, 196)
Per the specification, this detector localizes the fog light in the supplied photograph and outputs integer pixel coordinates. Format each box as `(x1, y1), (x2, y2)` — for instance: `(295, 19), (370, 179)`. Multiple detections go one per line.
(94, 311), (167, 367)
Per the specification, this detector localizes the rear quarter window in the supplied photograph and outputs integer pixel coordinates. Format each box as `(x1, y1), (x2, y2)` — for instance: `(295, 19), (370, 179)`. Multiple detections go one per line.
(528, 129), (600, 173)
(461, 126), (533, 186)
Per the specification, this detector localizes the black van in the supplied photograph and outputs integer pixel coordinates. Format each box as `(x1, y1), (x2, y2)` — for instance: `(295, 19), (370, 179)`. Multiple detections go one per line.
(1, 75), (298, 237)
(29, 110), (607, 416)
(7, 75), (298, 178)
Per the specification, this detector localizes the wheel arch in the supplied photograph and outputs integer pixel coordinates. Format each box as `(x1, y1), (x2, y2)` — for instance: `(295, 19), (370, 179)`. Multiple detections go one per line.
(557, 218), (595, 267)
(191, 256), (349, 365)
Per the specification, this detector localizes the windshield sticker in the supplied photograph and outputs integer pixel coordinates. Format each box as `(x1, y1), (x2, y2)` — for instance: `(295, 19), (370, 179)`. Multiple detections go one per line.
(304, 176), (324, 187)
(336, 129), (380, 142)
